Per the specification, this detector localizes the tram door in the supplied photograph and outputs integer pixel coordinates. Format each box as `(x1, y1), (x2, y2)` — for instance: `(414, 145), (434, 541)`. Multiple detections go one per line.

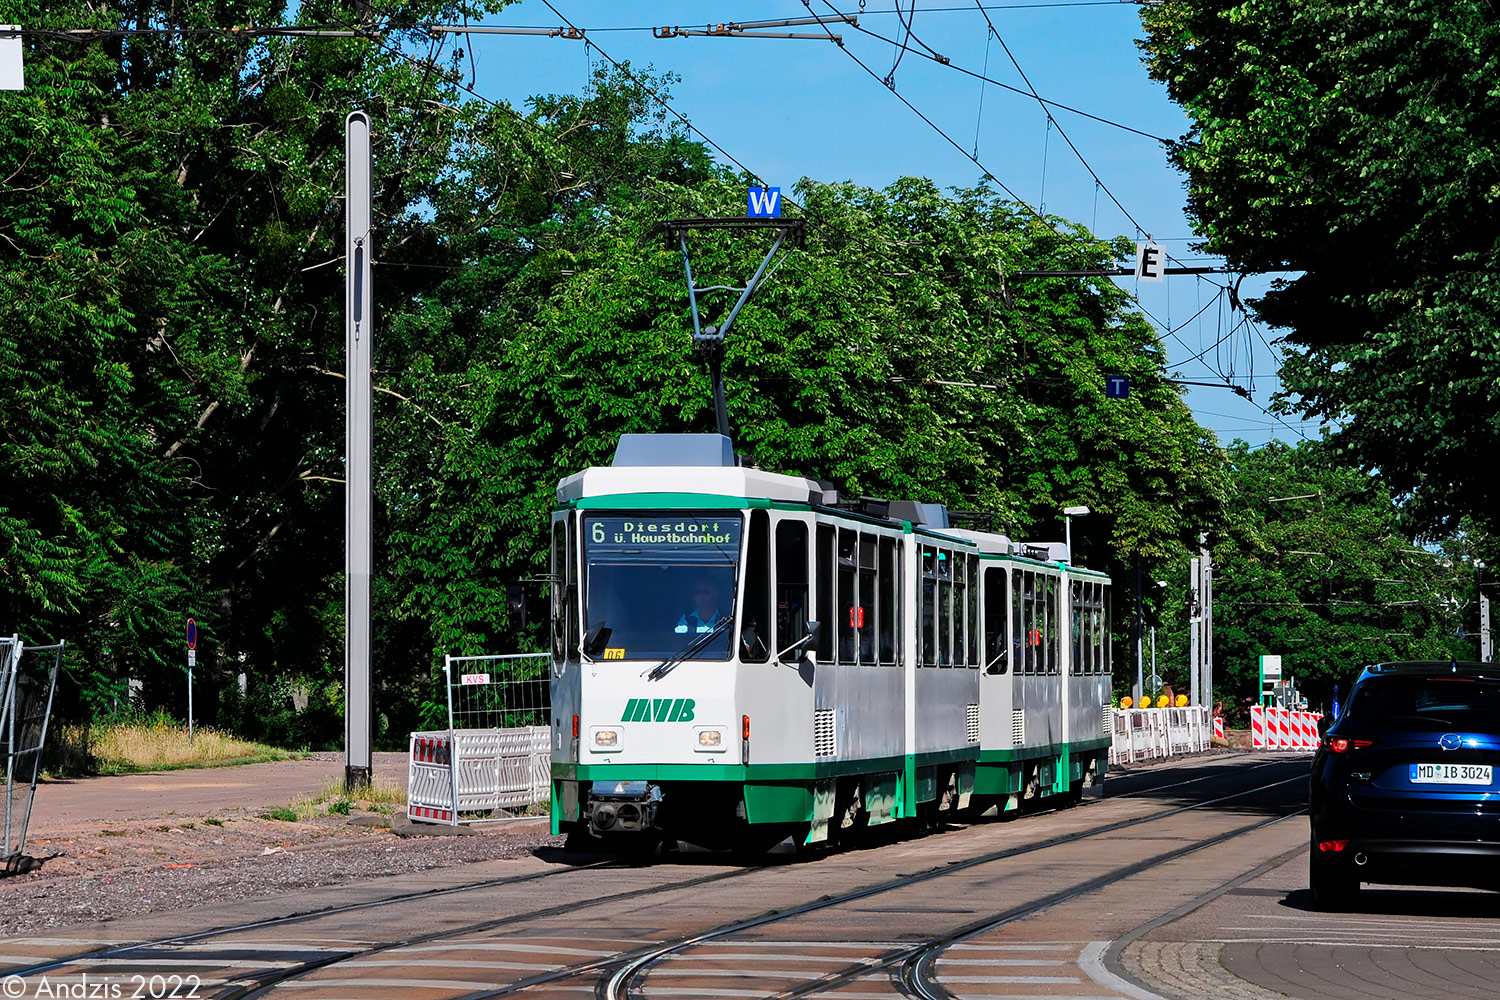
(979, 564), (1013, 749)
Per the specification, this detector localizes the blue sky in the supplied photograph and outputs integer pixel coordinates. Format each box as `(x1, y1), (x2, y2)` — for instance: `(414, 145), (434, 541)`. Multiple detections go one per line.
(454, 1), (1319, 447)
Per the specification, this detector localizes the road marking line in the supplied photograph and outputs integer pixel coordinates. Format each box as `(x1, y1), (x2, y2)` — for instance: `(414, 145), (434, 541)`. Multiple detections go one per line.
(938, 975), (1082, 984)
(399, 943), (615, 956)
(340, 960), (563, 971)
(1203, 938), (1500, 950)
(660, 953), (878, 962)
(947, 943), (1075, 951)
(702, 940), (908, 948)
(937, 958), (1068, 966)
(650, 968), (874, 978)
(63, 959), (299, 970)
(275, 979), (499, 990)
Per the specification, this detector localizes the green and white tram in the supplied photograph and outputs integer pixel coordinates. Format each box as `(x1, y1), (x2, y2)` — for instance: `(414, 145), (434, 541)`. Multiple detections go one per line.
(548, 433), (1111, 851)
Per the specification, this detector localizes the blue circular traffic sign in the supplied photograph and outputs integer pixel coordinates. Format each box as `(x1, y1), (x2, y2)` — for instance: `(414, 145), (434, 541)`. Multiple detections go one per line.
(186, 618), (197, 650)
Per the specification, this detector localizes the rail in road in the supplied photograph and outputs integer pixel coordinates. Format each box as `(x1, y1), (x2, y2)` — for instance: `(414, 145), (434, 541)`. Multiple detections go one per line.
(1, 755), (1325, 1000)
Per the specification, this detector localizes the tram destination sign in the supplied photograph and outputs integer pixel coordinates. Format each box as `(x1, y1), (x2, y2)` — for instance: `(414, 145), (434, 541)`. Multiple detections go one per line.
(588, 517), (741, 550)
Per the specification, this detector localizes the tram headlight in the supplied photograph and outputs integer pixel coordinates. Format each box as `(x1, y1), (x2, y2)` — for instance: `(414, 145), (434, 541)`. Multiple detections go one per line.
(694, 726), (726, 752)
(591, 728), (622, 751)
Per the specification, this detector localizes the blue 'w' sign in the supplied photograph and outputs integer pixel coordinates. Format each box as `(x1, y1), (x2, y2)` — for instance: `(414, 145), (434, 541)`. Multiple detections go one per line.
(747, 186), (781, 218)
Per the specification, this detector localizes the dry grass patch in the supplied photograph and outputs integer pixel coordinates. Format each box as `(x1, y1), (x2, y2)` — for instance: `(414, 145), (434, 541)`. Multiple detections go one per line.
(52, 716), (301, 775)
(285, 777), (407, 820)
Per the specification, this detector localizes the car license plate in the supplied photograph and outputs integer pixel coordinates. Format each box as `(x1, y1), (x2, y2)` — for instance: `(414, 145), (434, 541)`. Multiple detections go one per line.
(1410, 763), (1493, 785)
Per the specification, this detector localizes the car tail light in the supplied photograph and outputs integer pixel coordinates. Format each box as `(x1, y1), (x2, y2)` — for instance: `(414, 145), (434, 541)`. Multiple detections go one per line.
(1326, 737), (1373, 753)
(1317, 839), (1349, 853)
(572, 714), (580, 739)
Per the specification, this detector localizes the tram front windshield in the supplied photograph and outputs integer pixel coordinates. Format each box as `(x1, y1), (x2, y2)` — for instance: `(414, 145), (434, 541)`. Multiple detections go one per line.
(583, 515), (742, 661)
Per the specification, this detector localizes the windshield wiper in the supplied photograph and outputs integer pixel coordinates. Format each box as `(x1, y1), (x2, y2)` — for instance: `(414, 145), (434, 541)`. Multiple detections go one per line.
(646, 616), (733, 681)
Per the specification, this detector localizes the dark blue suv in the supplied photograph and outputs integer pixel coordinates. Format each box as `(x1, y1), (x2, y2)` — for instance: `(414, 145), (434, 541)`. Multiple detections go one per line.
(1309, 661), (1500, 909)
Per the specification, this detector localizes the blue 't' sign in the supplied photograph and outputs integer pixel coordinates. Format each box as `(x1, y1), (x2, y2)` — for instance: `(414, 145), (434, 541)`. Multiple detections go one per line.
(1105, 375), (1130, 399)
(748, 186), (781, 218)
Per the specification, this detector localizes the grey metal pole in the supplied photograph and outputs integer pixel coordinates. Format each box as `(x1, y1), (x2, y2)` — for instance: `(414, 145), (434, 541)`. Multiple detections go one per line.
(187, 657), (194, 744)
(443, 655), (460, 827)
(345, 111), (374, 792)
(1203, 550), (1214, 710)
(1189, 556), (1201, 707)
(1482, 592), (1492, 663)
(1133, 552), (1143, 704)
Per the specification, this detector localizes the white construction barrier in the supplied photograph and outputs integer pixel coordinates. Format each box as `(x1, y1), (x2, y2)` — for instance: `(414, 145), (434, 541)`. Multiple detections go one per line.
(1109, 706), (1212, 765)
(407, 725), (550, 826)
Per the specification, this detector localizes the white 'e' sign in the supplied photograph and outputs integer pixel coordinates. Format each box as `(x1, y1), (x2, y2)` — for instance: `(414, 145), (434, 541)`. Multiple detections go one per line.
(1135, 240), (1165, 282)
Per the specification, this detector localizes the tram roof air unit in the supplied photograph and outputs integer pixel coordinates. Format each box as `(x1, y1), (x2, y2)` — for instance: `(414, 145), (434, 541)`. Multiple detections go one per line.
(612, 433), (735, 468)
(887, 500), (950, 529)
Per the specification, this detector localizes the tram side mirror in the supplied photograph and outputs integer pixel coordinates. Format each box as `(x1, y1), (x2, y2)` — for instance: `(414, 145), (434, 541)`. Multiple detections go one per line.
(777, 620), (823, 662)
(583, 621), (612, 658)
(506, 584), (527, 629)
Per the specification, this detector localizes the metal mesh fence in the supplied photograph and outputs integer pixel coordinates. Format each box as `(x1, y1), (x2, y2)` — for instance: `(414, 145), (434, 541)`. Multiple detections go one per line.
(2, 637), (63, 870)
(444, 652), (550, 731)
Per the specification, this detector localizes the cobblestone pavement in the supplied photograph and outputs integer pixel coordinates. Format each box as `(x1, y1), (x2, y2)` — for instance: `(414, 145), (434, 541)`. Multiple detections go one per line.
(1122, 837), (1500, 1000)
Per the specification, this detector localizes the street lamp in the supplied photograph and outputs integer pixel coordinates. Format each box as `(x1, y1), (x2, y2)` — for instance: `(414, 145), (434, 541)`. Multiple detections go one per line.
(1063, 505), (1090, 561)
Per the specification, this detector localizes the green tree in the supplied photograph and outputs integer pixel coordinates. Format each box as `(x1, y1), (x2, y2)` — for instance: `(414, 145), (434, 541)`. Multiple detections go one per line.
(1151, 440), (1474, 719)
(2, 0), (1229, 747)
(1138, 0), (1500, 540)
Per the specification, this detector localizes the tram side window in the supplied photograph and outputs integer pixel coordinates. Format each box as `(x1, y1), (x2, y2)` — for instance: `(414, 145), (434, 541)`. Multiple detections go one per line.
(1085, 583), (1099, 674)
(565, 517), (579, 657)
(878, 537), (897, 664)
(1100, 587), (1111, 675)
(1071, 582), (1084, 675)
(816, 524), (835, 662)
(938, 549), (952, 667)
(1013, 570), (1027, 673)
(921, 548), (936, 667)
(859, 534), (878, 664)
(952, 554), (966, 667)
(1015, 570), (1031, 673)
(1045, 576), (1059, 674)
(983, 566), (1007, 673)
(967, 555), (980, 667)
(837, 529), (858, 663)
(1098, 581), (1110, 677)
(776, 520), (810, 660)
(741, 511), (771, 662)
(551, 522), (566, 662)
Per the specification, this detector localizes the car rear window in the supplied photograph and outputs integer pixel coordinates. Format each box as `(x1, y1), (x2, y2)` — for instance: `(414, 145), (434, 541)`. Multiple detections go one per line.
(1345, 675), (1500, 730)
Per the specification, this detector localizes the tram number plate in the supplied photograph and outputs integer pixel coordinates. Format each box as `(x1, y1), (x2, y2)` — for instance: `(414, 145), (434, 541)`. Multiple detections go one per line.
(1410, 763), (1492, 785)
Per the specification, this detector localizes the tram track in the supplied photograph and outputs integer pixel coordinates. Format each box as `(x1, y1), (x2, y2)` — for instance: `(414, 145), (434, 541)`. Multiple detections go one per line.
(3, 860), (760, 998)
(3, 858), (622, 978)
(898, 812), (1306, 1000)
(7, 757), (1307, 1000)
(599, 762), (1307, 1000)
(228, 760), (1309, 1000)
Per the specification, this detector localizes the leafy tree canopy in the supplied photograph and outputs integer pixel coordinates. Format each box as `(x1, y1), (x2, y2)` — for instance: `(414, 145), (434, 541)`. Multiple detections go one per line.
(1138, 1), (1500, 540)
(5, 0), (1228, 744)
(1151, 439), (1477, 719)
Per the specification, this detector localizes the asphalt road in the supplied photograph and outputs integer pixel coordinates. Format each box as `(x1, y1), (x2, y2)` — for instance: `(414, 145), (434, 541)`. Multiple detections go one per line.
(4, 752), (1497, 1000)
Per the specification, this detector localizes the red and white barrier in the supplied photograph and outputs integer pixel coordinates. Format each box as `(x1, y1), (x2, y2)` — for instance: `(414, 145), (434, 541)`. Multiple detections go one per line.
(1213, 716), (1225, 741)
(1247, 707), (1324, 753)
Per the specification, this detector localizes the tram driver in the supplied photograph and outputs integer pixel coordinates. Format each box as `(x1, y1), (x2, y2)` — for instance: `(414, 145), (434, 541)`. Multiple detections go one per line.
(675, 577), (724, 635)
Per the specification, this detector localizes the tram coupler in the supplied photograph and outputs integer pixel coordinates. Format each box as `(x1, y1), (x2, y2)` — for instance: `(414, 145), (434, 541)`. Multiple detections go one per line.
(586, 780), (664, 834)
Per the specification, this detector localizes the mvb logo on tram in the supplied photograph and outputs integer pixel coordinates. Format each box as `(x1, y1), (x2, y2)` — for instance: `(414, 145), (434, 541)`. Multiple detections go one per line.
(621, 697), (697, 723)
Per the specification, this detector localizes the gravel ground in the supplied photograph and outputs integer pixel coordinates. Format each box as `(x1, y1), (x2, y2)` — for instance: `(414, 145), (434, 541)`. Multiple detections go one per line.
(0, 816), (561, 938)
